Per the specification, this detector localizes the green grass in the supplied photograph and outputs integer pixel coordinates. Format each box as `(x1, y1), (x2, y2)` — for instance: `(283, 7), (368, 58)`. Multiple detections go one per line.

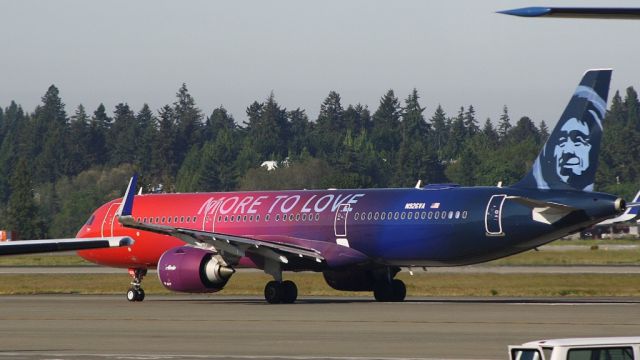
(1, 272), (639, 297)
(0, 255), (92, 267)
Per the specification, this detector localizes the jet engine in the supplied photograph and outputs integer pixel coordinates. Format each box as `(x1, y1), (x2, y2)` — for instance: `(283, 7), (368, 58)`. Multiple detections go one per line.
(157, 246), (234, 293)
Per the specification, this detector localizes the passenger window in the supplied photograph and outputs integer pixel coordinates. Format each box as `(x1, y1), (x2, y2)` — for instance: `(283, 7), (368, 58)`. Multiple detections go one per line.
(354, 213), (359, 220)
(230, 216), (234, 222)
(401, 212), (406, 220)
(161, 217), (166, 223)
(167, 217), (172, 223)
(256, 215), (261, 221)
(435, 212), (440, 219)
(381, 212), (386, 220)
(441, 211), (446, 219)
(282, 214), (287, 222)
(276, 214), (280, 221)
(462, 211), (468, 219)
(289, 214), (294, 221)
(174, 216), (178, 223)
(143, 217), (147, 223)
(448, 211), (453, 219)
(315, 213), (320, 221)
(243, 215), (247, 222)
(568, 347), (634, 360)
(302, 214), (307, 221)
(414, 212), (419, 219)
(455, 211), (460, 219)
(421, 212), (426, 220)
(407, 212), (413, 220)
(249, 215), (254, 221)
(236, 215), (241, 222)
(264, 214), (269, 221)
(374, 212), (379, 220)
(296, 214), (300, 221)
(388, 212), (393, 219)
(218, 216), (222, 222)
(394, 212), (399, 220)
(367, 212), (372, 220)
(428, 211), (433, 219)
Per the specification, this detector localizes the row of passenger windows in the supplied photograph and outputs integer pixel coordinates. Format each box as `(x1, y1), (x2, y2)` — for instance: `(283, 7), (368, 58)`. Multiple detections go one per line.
(217, 213), (321, 223)
(136, 210), (468, 226)
(354, 210), (468, 221)
(137, 216), (197, 224)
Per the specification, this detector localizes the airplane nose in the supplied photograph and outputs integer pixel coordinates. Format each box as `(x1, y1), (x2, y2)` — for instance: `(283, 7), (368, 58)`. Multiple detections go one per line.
(615, 197), (626, 213)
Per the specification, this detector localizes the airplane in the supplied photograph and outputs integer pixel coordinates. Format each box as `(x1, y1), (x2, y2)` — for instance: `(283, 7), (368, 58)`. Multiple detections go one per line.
(598, 190), (640, 226)
(74, 69), (633, 304)
(498, 7), (640, 19)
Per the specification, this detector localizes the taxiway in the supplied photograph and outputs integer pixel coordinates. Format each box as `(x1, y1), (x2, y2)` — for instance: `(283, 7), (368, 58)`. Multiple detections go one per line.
(0, 295), (638, 360)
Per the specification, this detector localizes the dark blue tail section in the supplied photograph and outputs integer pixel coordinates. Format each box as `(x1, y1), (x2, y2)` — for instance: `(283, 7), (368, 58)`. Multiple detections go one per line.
(513, 69), (612, 192)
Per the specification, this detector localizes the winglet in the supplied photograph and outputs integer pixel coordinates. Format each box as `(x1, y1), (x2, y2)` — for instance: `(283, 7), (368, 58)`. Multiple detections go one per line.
(497, 7), (551, 17)
(118, 174), (138, 217)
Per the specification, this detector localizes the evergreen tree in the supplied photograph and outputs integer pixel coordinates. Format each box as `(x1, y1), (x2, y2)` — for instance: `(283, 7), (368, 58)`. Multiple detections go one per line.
(109, 103), (138, 165)
(429, 105), (448, 157)
(371, 90), (402, 154)
(244, 93), (289, 161)
(173, 83), (203, 164)
(315, 91), (344, 156)
(66, 105), (91, 175)
(538, 120), (549, 143)
(497, 105), (511, 139)
(205, 106), (236, 142)
(463, 105), (479, 136)
(5, 158), (44, 238)
(88, 103), (111, 165)
(402, 89), (429, 141)
(33, 85), (69, 183)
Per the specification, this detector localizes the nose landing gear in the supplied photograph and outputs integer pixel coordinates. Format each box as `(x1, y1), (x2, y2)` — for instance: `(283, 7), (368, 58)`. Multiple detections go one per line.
(127, 268), (147, 302)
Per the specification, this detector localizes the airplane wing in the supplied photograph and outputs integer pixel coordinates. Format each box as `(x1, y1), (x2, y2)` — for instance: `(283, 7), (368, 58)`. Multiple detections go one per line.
(117, 175), (324, 267)
(497, 7), (640, 19)
(506, 196), (578, 225)
(0, 236), (133, 256)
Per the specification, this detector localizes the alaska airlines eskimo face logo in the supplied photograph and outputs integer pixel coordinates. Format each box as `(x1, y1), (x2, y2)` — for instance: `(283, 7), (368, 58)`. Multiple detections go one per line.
(553, 118), (592, 182)
(532, 85), (605, 192)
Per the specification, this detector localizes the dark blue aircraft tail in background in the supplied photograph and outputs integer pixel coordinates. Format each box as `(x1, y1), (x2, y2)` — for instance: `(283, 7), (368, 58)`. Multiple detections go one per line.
(513, 69), (612, 192)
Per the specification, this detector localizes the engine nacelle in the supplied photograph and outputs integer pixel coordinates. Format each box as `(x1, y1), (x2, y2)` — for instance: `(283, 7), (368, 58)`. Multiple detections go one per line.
(323, 270), (376, 291)
(157, 246), (234, 293)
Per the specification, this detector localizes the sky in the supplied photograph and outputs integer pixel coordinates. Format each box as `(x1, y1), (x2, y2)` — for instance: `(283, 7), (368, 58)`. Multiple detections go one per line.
(1, 0), (640, 128)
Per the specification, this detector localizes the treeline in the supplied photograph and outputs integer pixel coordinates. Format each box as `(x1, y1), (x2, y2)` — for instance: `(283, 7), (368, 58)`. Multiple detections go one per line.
(1, 84), (639, 238)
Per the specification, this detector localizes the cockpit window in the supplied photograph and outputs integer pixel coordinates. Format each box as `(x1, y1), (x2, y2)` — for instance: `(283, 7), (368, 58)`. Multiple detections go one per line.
(85, 214), (95, 226)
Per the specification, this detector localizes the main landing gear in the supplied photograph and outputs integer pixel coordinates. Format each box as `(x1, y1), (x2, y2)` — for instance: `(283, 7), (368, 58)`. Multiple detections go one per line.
(373, 279), (406, 302)
(127, 268), (147, 302)
(262, 259), (298, 304)
(264, 280), (298, 304)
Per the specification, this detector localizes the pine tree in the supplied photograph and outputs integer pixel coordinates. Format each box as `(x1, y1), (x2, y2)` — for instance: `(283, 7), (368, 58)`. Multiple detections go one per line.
(173, 84), (203, 165)
(371, 90), (401, 153)
(109, 103), (138, 165)
(402, 88), (428, 142)
(463, 105), (479, 136)
(538, 120), (549, 143)
(33, 85), (69, 183)
(497, 105), (511, 139)
(88, 103), (111, 165)
(6, 158), (44, 238)
(66, 105), (91, 175)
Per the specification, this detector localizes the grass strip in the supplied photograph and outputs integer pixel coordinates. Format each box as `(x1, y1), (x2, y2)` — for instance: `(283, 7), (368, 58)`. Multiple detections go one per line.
(1, 272), (639, 297)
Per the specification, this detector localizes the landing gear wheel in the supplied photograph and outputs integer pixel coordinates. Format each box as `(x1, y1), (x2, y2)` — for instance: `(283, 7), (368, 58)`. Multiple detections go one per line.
(264, 281), (282, 304)
(264, 280), (298, 304)
(390, 279), (406, 302)
(373, 279), (406, 302)
(126, 287), (145, 302)
(127, 268), (147, 302)
(281, 280), (298, 304)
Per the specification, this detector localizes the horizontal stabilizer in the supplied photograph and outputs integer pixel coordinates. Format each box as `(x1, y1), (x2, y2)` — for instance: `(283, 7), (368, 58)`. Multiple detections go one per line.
(498, 7), (640, 19)
(506, 196), (577, 225)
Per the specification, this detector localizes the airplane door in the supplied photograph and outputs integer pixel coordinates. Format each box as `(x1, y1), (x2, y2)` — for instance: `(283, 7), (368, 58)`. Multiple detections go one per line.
(101, 202), (121, 238)
(201, 199), (222, 232)
(334, 203), (350, 239)
(485, 195), (506, 236)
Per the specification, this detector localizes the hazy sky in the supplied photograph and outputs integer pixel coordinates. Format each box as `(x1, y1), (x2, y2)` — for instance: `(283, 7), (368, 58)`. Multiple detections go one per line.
(2, 0), (640, 128)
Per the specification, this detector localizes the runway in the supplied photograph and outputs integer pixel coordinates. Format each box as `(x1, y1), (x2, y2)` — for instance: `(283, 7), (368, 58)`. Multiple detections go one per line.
(0, 295), (638, 360)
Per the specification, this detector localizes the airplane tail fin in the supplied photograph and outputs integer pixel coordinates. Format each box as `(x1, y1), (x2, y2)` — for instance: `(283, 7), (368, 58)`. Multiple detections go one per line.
(513, 69), (612, 192)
